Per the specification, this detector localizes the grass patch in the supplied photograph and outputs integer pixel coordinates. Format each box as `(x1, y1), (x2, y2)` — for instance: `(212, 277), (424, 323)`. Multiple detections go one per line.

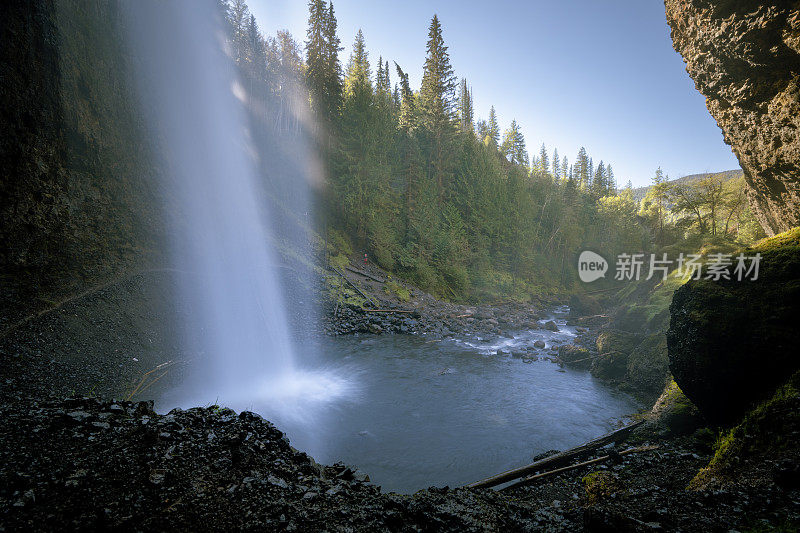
(384, 277), (410, 302)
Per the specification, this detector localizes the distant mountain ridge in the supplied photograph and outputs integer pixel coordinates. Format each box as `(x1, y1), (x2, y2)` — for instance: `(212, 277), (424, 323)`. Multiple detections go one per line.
(631, 169), (743, 203)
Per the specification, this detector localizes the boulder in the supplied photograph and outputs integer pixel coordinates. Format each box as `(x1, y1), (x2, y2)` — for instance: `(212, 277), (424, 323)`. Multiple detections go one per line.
(543, 320), (558, 331)
(665, 0), (800, 235)
(533, 340), (546, 349)
(667, 229), (800, 423)
(646, 380), (704, 438)
(558, 345), (591, 369)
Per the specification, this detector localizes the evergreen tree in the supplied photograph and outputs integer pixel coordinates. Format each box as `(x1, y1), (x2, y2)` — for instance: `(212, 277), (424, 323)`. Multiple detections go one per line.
(486, 106), (500, 148)
(305, 0), (327, 116)
(344, 30), (370, 96)
(394, 62), (415, 130)
(593, 160), (606, 196)
(323, 2), (343, 116)
(457, 78), (474, 136)
(539, 144), (549, 176)
(552, 148), (560, 178)
(419, 15), (457, 129)
(606, 164), (615, 193)
(575, 147), (589, 189)
(419, 15), (457, 201)
(562, 155), (568, 179)
(501, 120), (528, 166)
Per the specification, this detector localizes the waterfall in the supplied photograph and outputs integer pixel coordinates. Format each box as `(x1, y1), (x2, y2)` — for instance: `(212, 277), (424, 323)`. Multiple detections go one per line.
(122, 0), (352, 439)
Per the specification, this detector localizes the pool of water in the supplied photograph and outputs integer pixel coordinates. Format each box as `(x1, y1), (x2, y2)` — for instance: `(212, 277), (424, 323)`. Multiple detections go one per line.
(159, 307), (639, 494)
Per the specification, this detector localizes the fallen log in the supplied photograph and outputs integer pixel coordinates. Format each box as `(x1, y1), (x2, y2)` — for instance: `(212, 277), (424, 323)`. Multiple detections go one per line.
(501, 445), (659, 491)
(362, 308), (416, 314)
(330, 266), (378, 308)
(345, 266), (385, 283)
(464, 420), (644, 489)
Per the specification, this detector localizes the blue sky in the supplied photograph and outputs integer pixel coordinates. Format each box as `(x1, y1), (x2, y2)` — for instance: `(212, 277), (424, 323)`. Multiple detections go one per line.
(248, 0), (739, 187)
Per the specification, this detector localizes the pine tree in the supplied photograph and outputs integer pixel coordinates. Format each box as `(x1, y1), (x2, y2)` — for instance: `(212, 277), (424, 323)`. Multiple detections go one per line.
(419, 15), (457, 130)
(552, 148), (560, 178)
(419, 15), (457, 201)
(539, 144), (549, 176)
(394, 62), (415, 130)
(375, 57), (391, 103)
(561, 155), (568, 180)
(344, 30), (371, 96)
(324, 2), (343, 117)
(457, 78), (474, 136)
(593, 160), (606, 196)
(305, 0), (327, 116)
(575, 147), (589, 189)
(606, 164), (616, 193)
(486, 106), (500, 148)
(501, 120), (528, 166)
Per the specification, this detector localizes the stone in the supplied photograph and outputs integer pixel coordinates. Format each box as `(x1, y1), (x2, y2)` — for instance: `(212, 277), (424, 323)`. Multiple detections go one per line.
(558, 345), (591, 369)
(544, 321), (558, 331)
(665, 0), (800, 235)
(667, 229), (800, 423)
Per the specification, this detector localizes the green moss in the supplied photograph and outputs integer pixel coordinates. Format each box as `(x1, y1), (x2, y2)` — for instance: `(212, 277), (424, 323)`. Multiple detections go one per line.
(752, 227), (800, 252)
(690, 371), (800, 488)
(326, 275), (366, 309)
(384, 278), (410, 302)
(582, 471), (620, 504)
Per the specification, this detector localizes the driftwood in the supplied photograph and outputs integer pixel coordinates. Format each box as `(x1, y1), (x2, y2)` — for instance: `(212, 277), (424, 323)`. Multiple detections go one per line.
(330, 266), (378, 308)
(345, 266), (385, 283)
(465, 420), (644, 489)
(362, 308), (416, 314)
(501, 445), (659, 491)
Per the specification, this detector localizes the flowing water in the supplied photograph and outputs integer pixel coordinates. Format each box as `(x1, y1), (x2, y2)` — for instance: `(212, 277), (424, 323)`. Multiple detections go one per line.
(124, 1), (349, 427)
(206, 307), (640, 494)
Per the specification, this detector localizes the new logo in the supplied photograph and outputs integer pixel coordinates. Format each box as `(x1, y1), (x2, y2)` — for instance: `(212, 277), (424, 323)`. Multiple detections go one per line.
(578, 251), (608, 282)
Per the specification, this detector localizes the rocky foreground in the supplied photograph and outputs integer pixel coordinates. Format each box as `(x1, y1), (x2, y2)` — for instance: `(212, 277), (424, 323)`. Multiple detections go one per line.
(1, 391), (799, 532)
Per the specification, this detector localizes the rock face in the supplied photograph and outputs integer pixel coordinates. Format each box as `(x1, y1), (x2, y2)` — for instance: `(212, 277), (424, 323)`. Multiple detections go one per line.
(666, 229), (800, 424)
(665, 0), (800, 235)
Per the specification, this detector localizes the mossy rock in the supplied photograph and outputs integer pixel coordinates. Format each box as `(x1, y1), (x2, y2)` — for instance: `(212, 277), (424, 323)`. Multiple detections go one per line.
(667, 227), (800, 424)
(582, 471), (621, 504)
(558, 345), (591, 369)
(626, 333), (669, 397)
(647, 379), (704, 437)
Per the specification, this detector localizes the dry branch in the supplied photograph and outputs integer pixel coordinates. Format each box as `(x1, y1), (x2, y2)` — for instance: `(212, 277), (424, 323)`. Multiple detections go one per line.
(465, 420), (644, 489)
(501, 445), (659, 491)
